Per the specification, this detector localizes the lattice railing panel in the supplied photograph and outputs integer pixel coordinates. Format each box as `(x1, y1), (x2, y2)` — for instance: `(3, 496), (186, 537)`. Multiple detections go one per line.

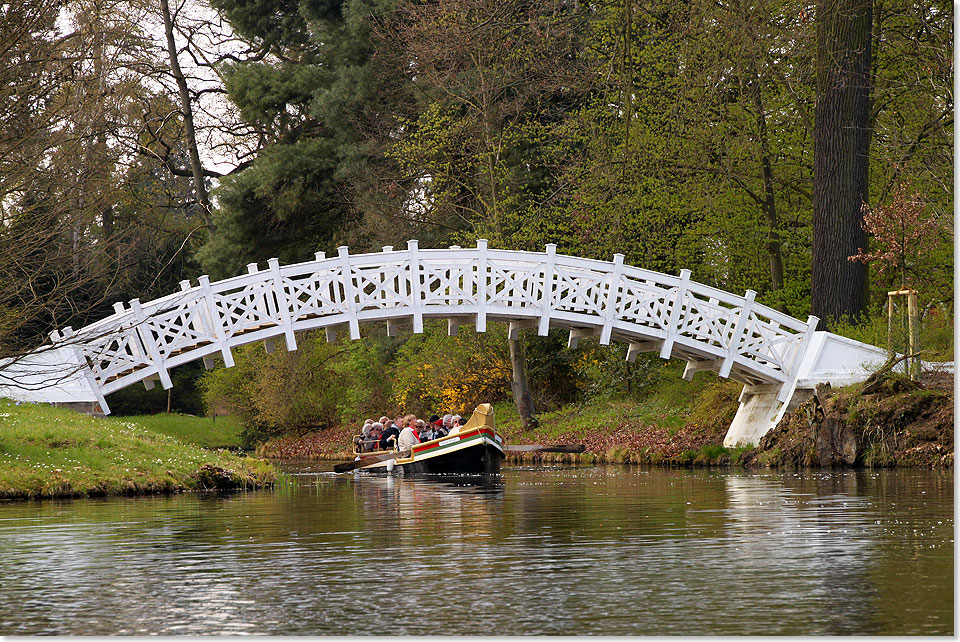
(285, 269), (346, 319)
(616, 278), (673, 331)
(675, 295), (740, 350)
(421, 259), (478, 307)
(143, 305), (211, 358)
(551, 267), (608, 316)
(214, 284), (280, 338)
(82, 327), (151, 383)
(353, 262), (411, 311)
(737, 315), (797, 371)
(487, 260), (543, 308)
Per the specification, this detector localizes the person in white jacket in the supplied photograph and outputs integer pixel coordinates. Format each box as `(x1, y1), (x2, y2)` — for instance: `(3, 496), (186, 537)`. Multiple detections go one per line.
(397, 414), (421, 450)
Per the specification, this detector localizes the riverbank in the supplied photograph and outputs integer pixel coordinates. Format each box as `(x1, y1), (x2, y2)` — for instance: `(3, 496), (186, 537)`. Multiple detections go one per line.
(256, 370), (953, 469)
(0, 400), (277, 499)
(744, 369), (953, 468)
(255, 377), (748, 464)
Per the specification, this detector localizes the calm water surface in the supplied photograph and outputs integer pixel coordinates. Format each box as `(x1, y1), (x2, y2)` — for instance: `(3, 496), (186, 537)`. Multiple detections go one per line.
(0, 465), (952, 635)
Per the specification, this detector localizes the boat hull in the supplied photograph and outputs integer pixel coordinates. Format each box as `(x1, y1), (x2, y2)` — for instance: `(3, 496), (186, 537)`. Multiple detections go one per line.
(395, 442), (502, 475)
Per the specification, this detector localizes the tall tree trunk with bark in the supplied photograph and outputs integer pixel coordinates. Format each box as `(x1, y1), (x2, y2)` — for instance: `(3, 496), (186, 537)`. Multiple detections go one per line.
(159, 0), (215, 235)
(508, 337), (539, 432)
(811, 0), (872, 327)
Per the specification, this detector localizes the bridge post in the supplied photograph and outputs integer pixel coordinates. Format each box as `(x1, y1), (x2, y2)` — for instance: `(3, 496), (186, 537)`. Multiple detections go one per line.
(51, 327), (110, 415)
(334, 248), (360, 340)
(538, 244), (557, 336)
(197, 275), (234, 368)
(660, 269), (691, 359)
(407, 240), (424, 333)
(777, 315), (820, 403)
(600, 253), (625, 345)
(114, 301), (153, 390)
(128, 298), (173, 390)
(380, 246), (393, 312)
(476, 239), (488, 332)
(718, 289), (757, 378)
(268, 258), (300, 349)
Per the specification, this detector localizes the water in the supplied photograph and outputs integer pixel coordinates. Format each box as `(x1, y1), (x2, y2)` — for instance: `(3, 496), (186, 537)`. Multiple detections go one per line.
(0, 465), (952, 635)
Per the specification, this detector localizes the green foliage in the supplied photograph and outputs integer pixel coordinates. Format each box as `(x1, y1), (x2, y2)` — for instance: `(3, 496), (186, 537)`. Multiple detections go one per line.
(200, 332), (391, 447)
(107, 361), (206, 416)
(117, 413), (245, 450)
(199, 138), (354, 279)
(829, 310), (954, 362)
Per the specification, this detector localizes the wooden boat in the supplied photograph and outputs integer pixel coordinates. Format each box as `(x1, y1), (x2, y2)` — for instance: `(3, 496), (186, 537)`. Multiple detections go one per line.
(349, 404), (504, 475)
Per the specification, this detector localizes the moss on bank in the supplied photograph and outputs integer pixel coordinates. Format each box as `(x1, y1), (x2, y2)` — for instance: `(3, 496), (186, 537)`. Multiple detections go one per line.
(0, 400), (277, 499)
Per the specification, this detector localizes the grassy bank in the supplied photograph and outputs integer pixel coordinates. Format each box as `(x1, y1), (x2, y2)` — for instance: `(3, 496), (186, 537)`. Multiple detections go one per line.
(0, 401), (277, 499)
(118, 413), (244, 450)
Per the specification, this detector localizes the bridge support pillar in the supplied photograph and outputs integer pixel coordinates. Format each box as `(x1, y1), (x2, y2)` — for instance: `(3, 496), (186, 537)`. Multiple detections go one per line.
(724, 388), (809, 447)
(683, 359), (719, 381)
(626, 341), (659, 362)
(567, 327), (600, 349)
(508, 319), (537, 341)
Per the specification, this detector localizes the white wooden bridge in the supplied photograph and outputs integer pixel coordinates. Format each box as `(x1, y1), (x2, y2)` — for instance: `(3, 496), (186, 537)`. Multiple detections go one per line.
(2, 240), (891, 445)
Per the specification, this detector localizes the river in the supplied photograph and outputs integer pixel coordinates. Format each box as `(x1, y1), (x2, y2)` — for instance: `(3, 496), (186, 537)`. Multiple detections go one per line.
(0, 465), (952, 635)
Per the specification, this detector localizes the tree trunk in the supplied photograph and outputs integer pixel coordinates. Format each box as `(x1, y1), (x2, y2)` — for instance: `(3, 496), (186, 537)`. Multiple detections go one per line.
(508, 337), (539, 432)
(811, 0), (872, 328)
(159, 0), (215, 235)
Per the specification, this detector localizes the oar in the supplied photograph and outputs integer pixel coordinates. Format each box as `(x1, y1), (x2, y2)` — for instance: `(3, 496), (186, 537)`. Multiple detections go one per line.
(333, 449), (411, 473)
(503, 444), (586, 453)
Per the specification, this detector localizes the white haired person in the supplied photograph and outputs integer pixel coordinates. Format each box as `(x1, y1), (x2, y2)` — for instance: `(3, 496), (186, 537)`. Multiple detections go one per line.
(356, 419), (373, 452)
(363, 423), (383, 451)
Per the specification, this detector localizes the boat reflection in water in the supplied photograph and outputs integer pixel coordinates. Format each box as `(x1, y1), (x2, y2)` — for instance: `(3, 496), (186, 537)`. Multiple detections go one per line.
(351, 473), (504, 549)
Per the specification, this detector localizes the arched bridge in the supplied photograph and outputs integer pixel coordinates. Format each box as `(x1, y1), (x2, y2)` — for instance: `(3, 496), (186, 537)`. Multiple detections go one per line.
(33, 240), (890, 445)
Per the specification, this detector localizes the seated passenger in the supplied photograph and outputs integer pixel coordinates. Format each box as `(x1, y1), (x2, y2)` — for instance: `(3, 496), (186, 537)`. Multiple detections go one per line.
(363, 422), (383, 451)
(379, 421), (401, 450)
(397, 414), (421, 450)
(439, 414), (454, 436)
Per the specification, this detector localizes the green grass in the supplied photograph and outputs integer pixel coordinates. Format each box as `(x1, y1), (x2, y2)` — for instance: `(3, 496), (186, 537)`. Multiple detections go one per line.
(0, 400), (276, 499)
(494, 373), (739, 442)
(117, 413), (244, 450)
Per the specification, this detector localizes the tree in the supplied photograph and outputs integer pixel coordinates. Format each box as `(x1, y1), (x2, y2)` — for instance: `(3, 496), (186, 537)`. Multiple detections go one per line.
(811, 0), (873, 326)
(849, 181), (943, 293)
(197, 0), (405, 278)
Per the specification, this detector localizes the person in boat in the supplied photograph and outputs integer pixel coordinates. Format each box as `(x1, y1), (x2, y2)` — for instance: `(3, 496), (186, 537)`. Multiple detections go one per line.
(418, 419), (435, 442)
(356, 419), (373, 451)
(397, 414), (421, 450)
(441, 414), (454, 436)
(379, 420), (401, 450)
(363, 423), (383, 451)
(424, 414), (440, 438)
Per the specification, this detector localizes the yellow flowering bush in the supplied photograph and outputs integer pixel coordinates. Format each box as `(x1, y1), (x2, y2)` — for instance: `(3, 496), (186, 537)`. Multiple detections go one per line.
(391, 321), (512, 416)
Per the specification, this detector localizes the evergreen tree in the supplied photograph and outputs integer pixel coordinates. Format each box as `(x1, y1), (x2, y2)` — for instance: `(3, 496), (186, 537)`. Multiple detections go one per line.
(198, 0), (406, 278)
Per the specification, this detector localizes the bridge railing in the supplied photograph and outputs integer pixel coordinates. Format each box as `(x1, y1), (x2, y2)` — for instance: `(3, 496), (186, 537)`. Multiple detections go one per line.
(53, 240), (818, 413)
